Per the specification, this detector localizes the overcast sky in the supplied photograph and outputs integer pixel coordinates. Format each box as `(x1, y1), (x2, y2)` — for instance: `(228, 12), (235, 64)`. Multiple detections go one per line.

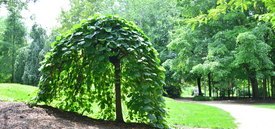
(0, 0), (70, 33)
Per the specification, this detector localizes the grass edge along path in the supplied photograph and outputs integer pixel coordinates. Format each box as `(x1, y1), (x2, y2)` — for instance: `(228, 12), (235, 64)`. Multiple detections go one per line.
(165, 98), (236, 129)
(0, 83), (237, 129)
(255, 104), (275, 109)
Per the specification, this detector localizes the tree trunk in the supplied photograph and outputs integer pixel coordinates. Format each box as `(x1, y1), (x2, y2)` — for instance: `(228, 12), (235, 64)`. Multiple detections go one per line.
(272, 76), (275, 98)
(227, 89), (230, 98)
(110, 56), (124, 122)
(247, 79), (251, 98)
(197, 77), (202, 96)
(267, 78), (270, 98)
(263, 78), (267, 99)
(11, 34), (15, 82)
(208, 73), (212, 97)
(249, 71), (259, 99)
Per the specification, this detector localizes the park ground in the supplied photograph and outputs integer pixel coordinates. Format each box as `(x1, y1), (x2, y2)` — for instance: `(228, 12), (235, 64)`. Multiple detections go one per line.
(178, 99), (275, 129)
(1, 83), (275, 129)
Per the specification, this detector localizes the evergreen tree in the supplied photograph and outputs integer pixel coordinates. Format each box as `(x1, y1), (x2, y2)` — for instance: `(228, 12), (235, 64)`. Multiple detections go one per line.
(0, 4), (26, 82)
(22, 24), (46, 85)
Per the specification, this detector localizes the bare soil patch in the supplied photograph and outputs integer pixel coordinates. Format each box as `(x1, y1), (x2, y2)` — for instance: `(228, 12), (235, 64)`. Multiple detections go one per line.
(0, 102), (153, 129)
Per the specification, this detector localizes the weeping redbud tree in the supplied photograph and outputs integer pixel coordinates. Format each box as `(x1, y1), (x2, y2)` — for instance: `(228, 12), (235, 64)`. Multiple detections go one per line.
(36, 15), (167, 128)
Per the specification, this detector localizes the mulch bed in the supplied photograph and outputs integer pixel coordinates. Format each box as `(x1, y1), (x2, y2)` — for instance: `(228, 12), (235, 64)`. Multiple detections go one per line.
(0, 102), (153, 129)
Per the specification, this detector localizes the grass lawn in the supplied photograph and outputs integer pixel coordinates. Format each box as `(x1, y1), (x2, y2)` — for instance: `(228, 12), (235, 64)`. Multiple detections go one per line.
(0, 83), (38, 102)
(165, 98), (236, 129)
(255, 104), (275, 109)
(0, 83), (236, 129)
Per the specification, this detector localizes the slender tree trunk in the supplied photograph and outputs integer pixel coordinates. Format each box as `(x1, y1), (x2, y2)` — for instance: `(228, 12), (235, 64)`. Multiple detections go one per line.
(242, 83), (244, 98)
(248, 78), (251, 98)
(212, 80), (215, 97)
(227, 89), (230, 98)
(263, 78), (267, 99)
(272, 76), (275, 98)
(197, 77), (202, 96)
(110, 56), (123, 122)
(267, 78), (270, 98)
(11, 35), (15, 82)
(208, 73), (212, 97)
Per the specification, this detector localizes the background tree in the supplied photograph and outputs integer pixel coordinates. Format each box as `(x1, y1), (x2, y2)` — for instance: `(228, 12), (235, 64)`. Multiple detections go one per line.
(167, 0), (274, 99)
(233, 25), (273, 99)
(22, 24), (46, 85)
(14, 47), (29, 83)
(0, 3), (26, 82)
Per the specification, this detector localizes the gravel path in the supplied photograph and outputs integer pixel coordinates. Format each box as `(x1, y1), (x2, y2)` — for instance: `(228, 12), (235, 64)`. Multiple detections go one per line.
(203, 102), (275, 129)
(178, 99), (275, 129)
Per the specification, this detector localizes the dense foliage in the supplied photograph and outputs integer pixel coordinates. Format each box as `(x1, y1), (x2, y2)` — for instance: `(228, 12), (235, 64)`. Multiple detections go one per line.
(36, 15), (167, 128)
(167, 0), (274, 99)
(57, 0), (181, 98)
(0, 0), (274, 128)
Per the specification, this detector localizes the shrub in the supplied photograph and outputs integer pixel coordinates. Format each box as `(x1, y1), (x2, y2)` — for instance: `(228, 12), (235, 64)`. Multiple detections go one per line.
(164, 85), (182, 98)
(193, 96), (213, 101)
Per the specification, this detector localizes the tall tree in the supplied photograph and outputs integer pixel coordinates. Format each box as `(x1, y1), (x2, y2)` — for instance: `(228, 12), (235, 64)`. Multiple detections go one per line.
(14, 46), (29, 83)
(233, 25), (273, 99)
(168, 0), (274, 99)
(22, 24), (46, 85)
(0, 3), (26, 82)
(167, 0), (217, 96)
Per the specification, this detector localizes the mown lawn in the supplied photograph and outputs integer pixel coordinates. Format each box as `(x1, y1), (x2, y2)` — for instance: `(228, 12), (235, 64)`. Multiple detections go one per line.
(0, 83), (38, 102)
(0, 83), (236, 129)
(165, 98), (236, 129)
(255, 104), (275, 109)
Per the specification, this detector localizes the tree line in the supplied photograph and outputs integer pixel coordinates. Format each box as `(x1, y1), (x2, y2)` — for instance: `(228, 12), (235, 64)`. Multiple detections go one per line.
(167, 0), (274, 99)
(0, 0), (47, 85)
(0, 0), (274, 99)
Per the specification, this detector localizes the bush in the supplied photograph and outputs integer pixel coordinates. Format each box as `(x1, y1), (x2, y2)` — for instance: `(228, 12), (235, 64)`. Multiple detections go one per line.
(164, 85), (182, 98)
(193, 96), (213, 101)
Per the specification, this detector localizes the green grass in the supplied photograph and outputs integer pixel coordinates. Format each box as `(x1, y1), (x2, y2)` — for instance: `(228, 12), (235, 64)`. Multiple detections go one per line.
(0, 83), (38, 102)
(255, 104), (275, 109)
(165, 98), (236, 129)
(0, 83), (237, 129)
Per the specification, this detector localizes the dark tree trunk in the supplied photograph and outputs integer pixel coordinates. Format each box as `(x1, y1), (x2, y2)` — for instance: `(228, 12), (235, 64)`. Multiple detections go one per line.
(272, 76), (275, 98)
(216, 89), (219, 98)
(110, 56), (124, 122)
(263, 78), (267, 99)
(197, 77), (203, 96)
(247, 79), (251, 98)
(227, 89), (231, 98)
(208, 73), (212, 97)
(212, 81), (215, 97)
(267, 78), (270, 98)
(249, 71), (259, 99)
(245, 66), (259, 99)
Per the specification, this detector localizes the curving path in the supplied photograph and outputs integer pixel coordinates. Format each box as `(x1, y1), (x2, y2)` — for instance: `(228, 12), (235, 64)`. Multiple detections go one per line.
(183, 100), (275, 129)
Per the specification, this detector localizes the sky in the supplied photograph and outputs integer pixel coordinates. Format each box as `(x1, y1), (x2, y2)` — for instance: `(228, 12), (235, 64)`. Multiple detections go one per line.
(0, 0), (70, 33)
